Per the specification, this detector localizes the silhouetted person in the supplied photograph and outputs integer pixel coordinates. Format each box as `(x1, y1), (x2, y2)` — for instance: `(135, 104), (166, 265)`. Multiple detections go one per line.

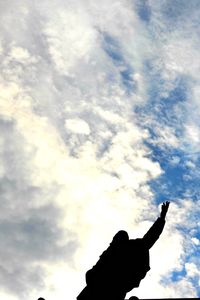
(38, 298), (45, 300)
(77, 201), (170, 300)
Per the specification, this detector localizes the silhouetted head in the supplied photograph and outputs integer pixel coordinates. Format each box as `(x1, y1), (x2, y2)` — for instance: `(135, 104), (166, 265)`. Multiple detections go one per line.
(112, 230), (129, 244)
(38, 298), (45, 300)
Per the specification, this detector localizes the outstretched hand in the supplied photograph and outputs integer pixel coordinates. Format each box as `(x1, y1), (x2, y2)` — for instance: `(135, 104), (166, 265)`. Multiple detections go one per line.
(160, 201), (170, 220)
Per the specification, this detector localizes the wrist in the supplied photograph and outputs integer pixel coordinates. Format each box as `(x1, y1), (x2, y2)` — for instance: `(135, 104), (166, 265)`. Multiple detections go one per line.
(160, 214), (165, 220)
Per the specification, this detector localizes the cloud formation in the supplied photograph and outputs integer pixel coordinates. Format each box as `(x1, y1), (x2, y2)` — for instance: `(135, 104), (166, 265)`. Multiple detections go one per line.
(1, 0), (200, 299)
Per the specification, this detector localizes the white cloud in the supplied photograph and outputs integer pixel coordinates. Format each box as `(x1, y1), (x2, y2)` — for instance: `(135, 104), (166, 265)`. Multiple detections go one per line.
(184, 123), (200, 146)
(0, 0), (200, 299)
(185, 262), (200, 278)
(65, 118), (91, 135)
(191, 237), (200, 246)
(0, 74), (163, 299)
(9, 46), (31, 62)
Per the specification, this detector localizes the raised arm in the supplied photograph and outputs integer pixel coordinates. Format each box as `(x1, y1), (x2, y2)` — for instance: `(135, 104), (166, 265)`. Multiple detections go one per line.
(142, 201), (170, 249)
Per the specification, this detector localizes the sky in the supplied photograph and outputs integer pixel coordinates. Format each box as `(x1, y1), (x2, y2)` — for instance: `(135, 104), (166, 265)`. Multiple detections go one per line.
(1, 0), (200, 299)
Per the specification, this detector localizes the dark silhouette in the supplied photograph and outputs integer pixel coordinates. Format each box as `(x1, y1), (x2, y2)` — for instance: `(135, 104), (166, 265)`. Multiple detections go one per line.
(77, 201), (170, 300)
(38, 298), (45, 300)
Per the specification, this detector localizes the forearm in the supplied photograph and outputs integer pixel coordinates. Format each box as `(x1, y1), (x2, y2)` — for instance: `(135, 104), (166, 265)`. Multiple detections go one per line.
(142, 217), (165, 249)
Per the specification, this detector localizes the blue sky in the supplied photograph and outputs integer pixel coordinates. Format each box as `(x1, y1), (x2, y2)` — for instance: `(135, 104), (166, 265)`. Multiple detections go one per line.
(1, 0), (200, 299)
